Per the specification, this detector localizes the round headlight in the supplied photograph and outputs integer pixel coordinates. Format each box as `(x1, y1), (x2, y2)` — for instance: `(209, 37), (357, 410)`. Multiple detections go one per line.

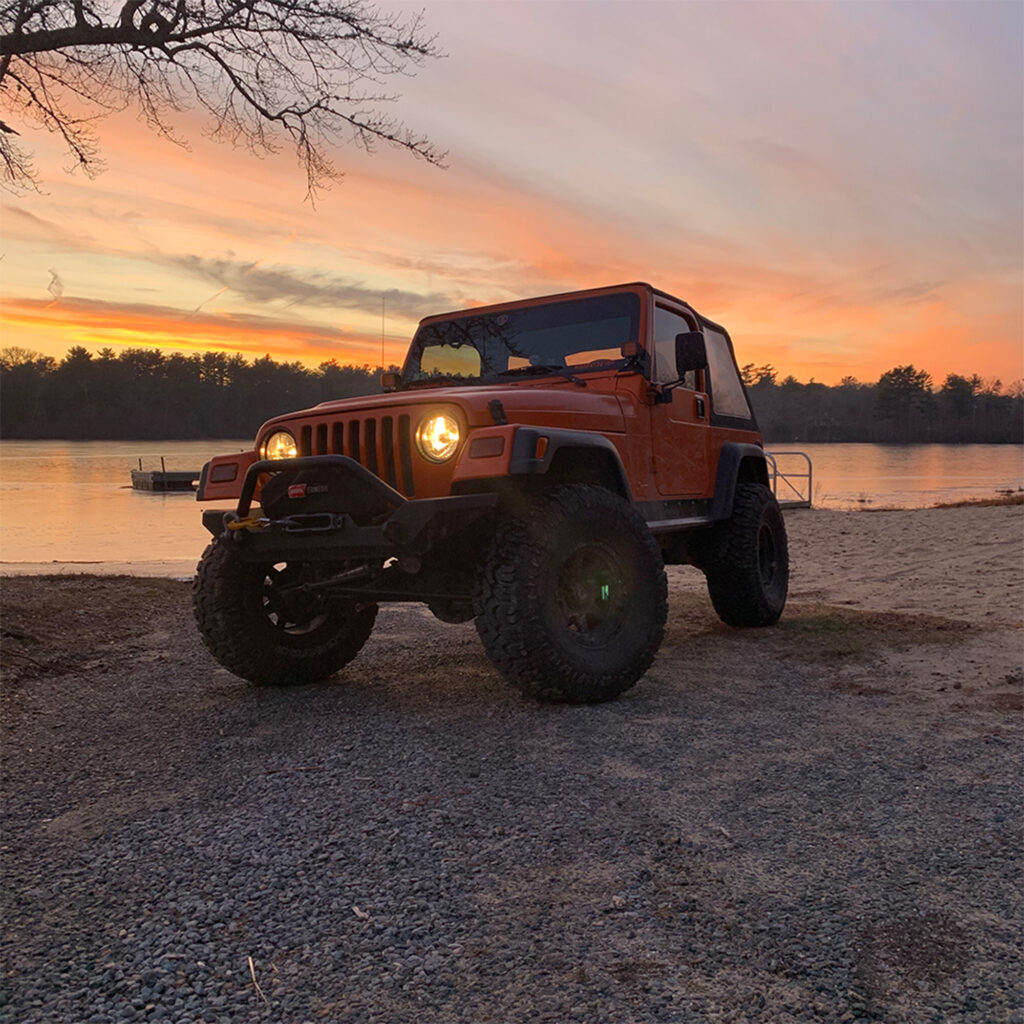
(261, 429), (298, 460)
(416, 412), (461, 463)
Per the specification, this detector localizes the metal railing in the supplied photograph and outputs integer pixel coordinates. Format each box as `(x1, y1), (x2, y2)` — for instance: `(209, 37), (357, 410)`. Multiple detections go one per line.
(765, 450), (812, 508)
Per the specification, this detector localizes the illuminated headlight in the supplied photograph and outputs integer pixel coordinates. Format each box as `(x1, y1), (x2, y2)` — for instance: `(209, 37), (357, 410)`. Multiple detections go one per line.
(260, 429), (298, 460)
(416, 412), (461, 463)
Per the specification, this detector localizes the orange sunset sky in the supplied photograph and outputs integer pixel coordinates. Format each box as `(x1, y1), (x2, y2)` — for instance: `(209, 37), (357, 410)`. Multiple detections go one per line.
(1, 0), (1022, 387)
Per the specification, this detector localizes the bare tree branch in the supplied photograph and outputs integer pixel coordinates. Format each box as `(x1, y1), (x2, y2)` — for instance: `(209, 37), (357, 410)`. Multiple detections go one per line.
(0, 0), (445, 195)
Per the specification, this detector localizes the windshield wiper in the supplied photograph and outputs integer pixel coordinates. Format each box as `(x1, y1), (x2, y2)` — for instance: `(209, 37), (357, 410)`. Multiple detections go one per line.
(497, 364), (587, 387)
(404, 374), (480, 388)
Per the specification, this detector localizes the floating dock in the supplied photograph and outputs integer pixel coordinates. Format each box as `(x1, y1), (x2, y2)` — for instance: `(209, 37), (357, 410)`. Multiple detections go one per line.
(131, 458), (199, 492)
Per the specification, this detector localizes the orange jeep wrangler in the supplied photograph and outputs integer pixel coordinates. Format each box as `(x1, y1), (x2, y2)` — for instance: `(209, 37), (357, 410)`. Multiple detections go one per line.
(193, 283), (788, 702)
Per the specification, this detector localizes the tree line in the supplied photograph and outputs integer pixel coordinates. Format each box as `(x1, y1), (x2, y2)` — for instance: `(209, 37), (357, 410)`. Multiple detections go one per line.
(1, 346), (1021, 444)
(0, 346), (385, 439)
(740, 364), (1022, 444)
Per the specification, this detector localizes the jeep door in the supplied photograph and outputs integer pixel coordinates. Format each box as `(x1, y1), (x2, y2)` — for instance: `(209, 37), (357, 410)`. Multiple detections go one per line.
(649, 304), (711, 497)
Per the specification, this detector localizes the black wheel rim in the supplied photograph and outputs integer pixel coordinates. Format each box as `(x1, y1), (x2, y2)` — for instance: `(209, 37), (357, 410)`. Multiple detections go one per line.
(553, 543), (628, 646)
(261, 563), (328, 635)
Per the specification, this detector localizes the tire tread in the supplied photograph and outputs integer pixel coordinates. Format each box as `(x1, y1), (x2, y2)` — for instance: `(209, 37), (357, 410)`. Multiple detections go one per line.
(474, 485), (667, 703)
(192, 541), (376, 685)
(703, 482), (788, 627)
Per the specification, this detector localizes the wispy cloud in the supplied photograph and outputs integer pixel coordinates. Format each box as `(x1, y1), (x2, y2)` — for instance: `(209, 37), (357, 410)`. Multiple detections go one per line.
(2, 207), (100, 250)
(161, 255), (453, 319)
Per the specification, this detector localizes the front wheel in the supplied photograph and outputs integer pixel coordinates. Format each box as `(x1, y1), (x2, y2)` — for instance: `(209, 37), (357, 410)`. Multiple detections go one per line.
(192, 541), (377, 685)
(702, 482), (788, 627)
(474, 485), (667, 703)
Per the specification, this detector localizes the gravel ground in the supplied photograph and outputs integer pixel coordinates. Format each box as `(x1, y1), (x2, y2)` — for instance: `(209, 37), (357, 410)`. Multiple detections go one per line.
(1, 512), (1022, 1024)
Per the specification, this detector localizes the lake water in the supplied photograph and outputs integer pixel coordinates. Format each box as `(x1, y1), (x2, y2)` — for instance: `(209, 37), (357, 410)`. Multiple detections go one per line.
(771, 442), (1024, 510)
(1, 439), (1021, 575)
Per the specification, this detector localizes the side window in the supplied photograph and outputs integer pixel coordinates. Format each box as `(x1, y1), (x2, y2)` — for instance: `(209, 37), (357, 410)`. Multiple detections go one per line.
(652, 306), (698, 388)
(704, 327), (752, 419)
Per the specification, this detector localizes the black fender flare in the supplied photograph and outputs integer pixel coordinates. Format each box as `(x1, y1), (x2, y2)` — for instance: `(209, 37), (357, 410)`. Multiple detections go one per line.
(709, 442), (770, 521)
(508, 427), (632, 501)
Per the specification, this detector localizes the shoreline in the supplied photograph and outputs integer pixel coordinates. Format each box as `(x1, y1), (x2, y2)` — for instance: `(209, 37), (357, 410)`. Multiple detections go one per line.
(5, 503), (1022, 696)
(3, 500), (1021, 581)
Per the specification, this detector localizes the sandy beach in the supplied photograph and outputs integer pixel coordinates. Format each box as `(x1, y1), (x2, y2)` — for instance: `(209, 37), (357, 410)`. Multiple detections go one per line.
(713, 504), (1021, 703)
(2, 502), (1022, 1023)
(785, 504), (1023, 628)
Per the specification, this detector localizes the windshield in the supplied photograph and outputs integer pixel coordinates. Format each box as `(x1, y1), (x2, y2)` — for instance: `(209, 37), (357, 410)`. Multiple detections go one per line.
(402, 292), (641, 384)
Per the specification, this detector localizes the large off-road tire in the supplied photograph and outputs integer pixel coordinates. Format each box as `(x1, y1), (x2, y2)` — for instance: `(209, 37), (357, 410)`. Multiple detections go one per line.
(192, 541), (377, 686)
(474, 485), (668, 703)
(703, 482), (788, 627)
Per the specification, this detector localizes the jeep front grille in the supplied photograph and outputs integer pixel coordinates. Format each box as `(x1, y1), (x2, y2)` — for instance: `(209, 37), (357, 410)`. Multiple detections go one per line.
(298, 415), (415, 496)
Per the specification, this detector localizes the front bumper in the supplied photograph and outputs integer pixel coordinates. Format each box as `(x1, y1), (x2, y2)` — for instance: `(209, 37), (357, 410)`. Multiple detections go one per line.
(201, 455), (496, 563)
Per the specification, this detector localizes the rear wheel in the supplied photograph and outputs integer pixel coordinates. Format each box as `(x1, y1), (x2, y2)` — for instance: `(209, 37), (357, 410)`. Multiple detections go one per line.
(474, 485), (667, 703)
(703, 482), (788, 626)
(193, 541), (377, 685)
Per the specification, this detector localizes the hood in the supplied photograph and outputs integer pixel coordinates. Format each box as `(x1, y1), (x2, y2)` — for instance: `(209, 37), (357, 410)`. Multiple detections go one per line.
(265, 380), (628, 435)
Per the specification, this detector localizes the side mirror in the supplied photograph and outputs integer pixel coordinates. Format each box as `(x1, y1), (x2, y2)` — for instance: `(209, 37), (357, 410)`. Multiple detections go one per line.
(381, 370), (401, 391)
(675, 332), (707, 373)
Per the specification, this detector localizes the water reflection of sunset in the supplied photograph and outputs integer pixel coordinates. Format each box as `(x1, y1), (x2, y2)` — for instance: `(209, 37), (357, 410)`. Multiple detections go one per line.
(2, 441), (1019, 571)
